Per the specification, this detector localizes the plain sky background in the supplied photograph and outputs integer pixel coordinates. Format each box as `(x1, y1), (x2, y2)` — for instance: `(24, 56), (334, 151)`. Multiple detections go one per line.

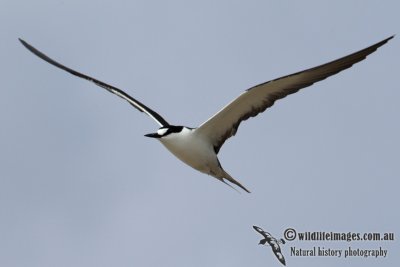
(1, 1), (399, 266)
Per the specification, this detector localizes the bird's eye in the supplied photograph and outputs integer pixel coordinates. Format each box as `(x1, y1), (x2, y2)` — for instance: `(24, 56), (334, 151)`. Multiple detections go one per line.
(157, 128), (168, 135)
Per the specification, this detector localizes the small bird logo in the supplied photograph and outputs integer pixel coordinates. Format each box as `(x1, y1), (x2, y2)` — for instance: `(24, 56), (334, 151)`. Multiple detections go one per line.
(253, 226), (286, 265)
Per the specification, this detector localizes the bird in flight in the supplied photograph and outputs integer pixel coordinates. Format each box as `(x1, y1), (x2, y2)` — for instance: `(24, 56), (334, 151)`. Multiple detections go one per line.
(253, 225), (286, 265)
(19, 36), (393, 193)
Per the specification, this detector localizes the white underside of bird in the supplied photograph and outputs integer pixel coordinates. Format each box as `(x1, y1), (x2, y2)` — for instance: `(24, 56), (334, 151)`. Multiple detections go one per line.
(158, 127), (244, 191)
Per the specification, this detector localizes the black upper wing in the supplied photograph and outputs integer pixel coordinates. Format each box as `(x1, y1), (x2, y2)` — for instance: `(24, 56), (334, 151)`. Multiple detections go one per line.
(19, 39), (169, 127)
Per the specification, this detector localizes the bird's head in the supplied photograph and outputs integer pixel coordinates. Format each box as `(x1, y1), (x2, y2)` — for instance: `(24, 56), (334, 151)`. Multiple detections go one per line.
(144, 126), (185, 139)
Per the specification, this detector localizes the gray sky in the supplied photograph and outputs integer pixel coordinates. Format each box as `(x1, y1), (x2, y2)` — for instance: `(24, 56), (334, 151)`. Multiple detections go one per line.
(1, 1), (399, 266)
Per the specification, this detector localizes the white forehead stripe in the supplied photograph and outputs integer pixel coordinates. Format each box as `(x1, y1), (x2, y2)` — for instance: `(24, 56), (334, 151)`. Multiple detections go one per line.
(157, 128), (168, 135)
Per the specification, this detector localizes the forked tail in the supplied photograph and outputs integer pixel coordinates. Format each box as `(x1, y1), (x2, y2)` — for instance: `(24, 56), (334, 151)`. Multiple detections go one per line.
(221, 170), (251, 193)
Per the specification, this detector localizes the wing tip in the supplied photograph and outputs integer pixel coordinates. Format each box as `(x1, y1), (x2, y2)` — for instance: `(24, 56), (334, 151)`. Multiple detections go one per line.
(253, 225), (262, 231)
(377, 35), (394, 47)
(386, 35), (395, 41)
(18, 38), (37, 55)
(18, 38), (27, 47)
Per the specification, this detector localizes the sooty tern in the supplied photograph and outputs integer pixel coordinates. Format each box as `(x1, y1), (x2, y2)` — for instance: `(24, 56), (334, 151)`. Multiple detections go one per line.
(19, 36), (393, 193)
(253, 226), (286, 265)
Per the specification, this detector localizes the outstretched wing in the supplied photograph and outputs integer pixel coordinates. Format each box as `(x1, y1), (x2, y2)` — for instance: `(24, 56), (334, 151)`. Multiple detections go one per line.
(270, 242), (286, 266)
(253, 225), (276, 243)
(253, 225), (274, 239)
(196, 36), (393, 154)
(19, 39), (169, 127)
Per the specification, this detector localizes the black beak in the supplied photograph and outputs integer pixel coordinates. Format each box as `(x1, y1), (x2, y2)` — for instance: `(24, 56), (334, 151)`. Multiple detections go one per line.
(144, 133), (159, 138)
